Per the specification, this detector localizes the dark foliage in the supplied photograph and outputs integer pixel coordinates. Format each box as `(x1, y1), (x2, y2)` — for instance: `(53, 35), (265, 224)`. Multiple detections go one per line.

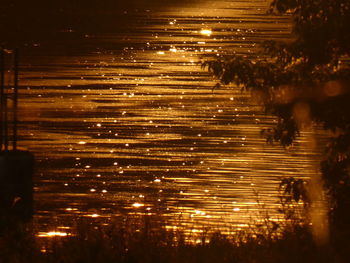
(204, 0), (350, 258)
(0, 217), (339, 263)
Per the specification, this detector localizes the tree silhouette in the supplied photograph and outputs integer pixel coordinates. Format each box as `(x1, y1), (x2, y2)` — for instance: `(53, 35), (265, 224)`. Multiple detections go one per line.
(204, 0), (350, 257)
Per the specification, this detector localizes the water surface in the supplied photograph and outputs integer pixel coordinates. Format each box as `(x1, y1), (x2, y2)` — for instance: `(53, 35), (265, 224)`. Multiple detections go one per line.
(14, 0), (321, 235)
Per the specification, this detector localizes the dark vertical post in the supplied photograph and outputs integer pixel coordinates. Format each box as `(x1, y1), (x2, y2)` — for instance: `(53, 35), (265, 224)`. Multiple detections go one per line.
(4, 87), (8, 151)
(13, 48), (19, 151)
(0, 47), (34, 221)
(0, 47), (4, 151)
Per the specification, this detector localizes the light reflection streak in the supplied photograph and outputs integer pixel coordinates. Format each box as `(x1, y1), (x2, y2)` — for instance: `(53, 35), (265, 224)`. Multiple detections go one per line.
(200, 29), (212, 36)
(37, 231), (69, 238)
(87, 213), (100, 218)
(132, 203), (145, 208)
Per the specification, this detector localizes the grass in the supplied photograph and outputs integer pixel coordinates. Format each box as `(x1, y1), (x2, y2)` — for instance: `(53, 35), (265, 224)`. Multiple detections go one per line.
(0, 213), (344, 263)
(1, 181), (347, 263)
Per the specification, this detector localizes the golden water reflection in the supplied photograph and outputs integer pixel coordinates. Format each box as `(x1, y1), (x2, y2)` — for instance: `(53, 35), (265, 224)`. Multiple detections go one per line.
(17, 0), (321, 236)
(37, 231), (69, 238)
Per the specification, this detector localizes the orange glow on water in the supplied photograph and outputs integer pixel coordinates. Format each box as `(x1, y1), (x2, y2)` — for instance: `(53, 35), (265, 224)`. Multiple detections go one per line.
(37, 231), (68, 238)
(200, 29), (212, 36)
(17, 0), (321, 238)
(324, 80), (343, 97)
(132, 203), (145, 208)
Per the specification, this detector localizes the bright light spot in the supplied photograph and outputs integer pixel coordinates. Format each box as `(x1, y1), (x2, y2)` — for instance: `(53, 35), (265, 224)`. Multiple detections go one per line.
(102, 189), (107, 193)
(37, 231), (68, 238)
(96, 123), (102, 127)
(78, 141), (86, 145)
(132, 203), (144, 208)
(169, 47), (177, 52)
(154, 179), (161, 183)
(90, 188), (96, 192)
(194, 210), (206, 216)
(89, 214), (100, 218)
(157, 51), (165, 55)
(200, 29), (212, 36)
(233, 208), (240, 212)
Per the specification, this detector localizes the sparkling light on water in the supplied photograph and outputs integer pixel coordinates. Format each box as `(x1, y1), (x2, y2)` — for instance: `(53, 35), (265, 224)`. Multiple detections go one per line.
(200, 29), (212, 36)
(17, 0), (319, 238)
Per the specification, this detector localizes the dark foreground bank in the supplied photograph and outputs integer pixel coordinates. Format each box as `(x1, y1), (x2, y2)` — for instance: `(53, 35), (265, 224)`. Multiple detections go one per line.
(0, 216), (345, 263)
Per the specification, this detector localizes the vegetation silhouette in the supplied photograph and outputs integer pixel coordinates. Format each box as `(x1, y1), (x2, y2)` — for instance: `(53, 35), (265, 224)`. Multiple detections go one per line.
(0, 215), (338, 263)
(204, 0), (350, 258)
